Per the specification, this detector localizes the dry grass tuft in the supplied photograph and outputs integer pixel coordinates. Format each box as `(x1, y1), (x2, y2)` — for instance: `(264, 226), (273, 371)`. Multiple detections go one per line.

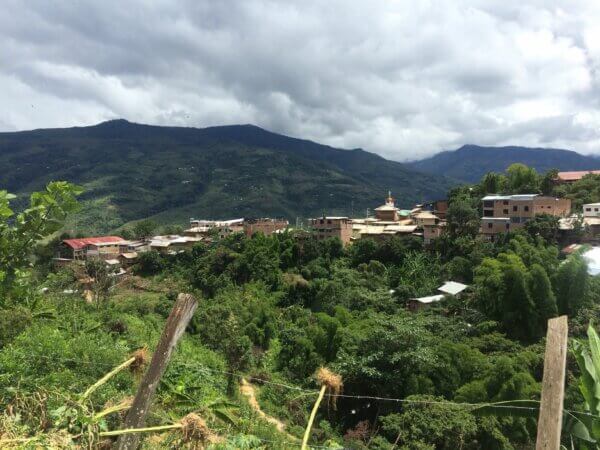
(315, 367), (343, 409)
(130, 347), (149, 375)
(179, 413), (212, 444)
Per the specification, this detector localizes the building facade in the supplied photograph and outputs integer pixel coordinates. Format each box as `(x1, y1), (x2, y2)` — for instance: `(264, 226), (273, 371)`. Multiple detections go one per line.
(310, 216), (353, 245)
(243, 218), (289, 237)
(58, 236), (125, 261)
(481, 194), (571, 239)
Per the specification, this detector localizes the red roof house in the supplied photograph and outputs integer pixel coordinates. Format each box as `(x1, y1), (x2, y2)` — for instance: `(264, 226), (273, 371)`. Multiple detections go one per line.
(556, 170), (600, 183)
(60, 236), (125, 260)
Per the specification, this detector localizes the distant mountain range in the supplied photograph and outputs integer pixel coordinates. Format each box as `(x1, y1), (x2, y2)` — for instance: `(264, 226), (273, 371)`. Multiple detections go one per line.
(408, 144), (600, 183)
(0, 120), (453, 233)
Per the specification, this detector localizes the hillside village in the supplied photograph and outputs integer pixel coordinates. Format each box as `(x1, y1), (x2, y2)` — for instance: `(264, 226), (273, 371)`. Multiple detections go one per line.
(55, 168), (600, 270)
(49, 168), (600, 313)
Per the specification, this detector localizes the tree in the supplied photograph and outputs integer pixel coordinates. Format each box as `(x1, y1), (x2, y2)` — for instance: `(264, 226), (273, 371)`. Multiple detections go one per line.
(554, 253), (589, 316)
(379, 396), (478, 449)
(500, 261), (536, 341)
(505, 163), (540, 194)
(84, 259), (117, 305)
(0, 182), (82, 303)
(132, 219), (157, 239)
(445, 198), (480, 238)
(528, 264), (557, 335)
(523, 214), (559, 242)
(540, 169), (559, 195)
(481, 172), (507, 194)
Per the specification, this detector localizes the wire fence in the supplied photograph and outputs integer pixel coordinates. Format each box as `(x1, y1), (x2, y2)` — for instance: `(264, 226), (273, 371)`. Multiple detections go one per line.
(3, 351), (592, 418)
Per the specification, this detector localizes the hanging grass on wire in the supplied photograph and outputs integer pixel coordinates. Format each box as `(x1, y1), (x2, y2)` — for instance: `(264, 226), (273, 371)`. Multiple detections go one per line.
(301, 367), (343, 450)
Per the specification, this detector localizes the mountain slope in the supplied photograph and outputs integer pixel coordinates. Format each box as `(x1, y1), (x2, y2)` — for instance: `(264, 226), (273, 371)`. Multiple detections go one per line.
(409, 144), (600, 183)
(0, 120), (454, 233)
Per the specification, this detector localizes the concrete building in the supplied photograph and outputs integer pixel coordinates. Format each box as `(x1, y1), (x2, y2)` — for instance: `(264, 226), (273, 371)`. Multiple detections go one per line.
(243, 218), (289, 237)
(310, 216), (353, 245)
(420, 200), (448, 220)
(584, 203), (600, 218)
(185, 218), (244, 239)
(481, 194), (571, 239)
(423, 221), (446, 244)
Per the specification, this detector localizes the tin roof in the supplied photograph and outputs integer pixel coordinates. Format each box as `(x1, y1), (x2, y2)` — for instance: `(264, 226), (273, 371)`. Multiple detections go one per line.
(482, 194), (538, 201)
(438, 281), (468, 295)
(63, 236), (124, 250)
(411, 294), (445, 304)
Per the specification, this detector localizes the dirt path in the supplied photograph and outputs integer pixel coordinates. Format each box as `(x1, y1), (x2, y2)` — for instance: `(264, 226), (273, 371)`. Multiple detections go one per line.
(239, 378), (294, 437)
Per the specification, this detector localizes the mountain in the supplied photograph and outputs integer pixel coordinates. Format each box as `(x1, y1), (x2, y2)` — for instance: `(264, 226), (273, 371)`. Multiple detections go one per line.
(408, 144), (600, 183)
(0, 120), (454, 233)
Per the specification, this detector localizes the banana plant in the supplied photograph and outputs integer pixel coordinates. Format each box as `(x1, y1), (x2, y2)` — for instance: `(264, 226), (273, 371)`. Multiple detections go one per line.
(470, 322), (600, 449)
(571, 322), (600, 448)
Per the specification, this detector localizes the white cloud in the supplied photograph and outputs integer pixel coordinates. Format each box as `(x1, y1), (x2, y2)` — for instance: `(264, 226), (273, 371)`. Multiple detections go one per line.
(0, 0), (600, 159)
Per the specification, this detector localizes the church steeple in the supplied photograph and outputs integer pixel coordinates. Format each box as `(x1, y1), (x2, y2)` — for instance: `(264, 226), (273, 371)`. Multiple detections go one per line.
(386, 190), (395, 207)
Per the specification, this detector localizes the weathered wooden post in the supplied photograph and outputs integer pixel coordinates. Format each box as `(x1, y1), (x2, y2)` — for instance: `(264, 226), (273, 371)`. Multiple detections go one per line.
(115, 293), (198, 450)
(536, 315), (568, 450)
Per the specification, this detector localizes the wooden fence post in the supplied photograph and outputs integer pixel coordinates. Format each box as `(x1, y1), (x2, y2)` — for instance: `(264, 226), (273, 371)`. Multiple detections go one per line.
(115, 293), (198, 450)
(536, 315), (568, 450)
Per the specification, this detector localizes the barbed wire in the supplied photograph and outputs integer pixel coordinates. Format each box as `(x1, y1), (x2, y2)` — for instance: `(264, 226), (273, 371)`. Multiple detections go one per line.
(5, 351), (600, 420)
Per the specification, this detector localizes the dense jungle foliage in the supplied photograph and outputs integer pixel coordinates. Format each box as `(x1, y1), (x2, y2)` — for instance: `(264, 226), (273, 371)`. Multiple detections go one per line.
(3, 165), (600, 448)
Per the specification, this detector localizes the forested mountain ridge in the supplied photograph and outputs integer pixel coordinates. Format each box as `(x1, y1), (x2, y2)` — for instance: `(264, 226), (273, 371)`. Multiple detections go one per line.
(409, 144), (600, 182)
(0, 120), (453, 233)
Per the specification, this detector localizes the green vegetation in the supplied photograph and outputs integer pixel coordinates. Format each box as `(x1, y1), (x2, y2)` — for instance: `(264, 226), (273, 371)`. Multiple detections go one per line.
(3, 165), (600, 448)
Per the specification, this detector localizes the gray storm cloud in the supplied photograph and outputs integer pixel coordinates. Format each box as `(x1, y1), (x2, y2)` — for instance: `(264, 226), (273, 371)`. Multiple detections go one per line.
(1, 0), (599, 160)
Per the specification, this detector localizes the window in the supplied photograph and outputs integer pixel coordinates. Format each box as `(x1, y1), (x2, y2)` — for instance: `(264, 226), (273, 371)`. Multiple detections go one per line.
(503, 209), (509, 214)
(320, 219), (324, 224)
(505, 223), (510, 230)
(596, 208), (599, 212)
(524, 206), (529, 212)
(483, 200), (494, 208)
(487, 223), (493, 229)
(483, 210), (494, 217)
(513, 205), (518, 212)
(503, 200), (509, 205)
(586, 208), (592, 212)
(327, 220), (332, 224)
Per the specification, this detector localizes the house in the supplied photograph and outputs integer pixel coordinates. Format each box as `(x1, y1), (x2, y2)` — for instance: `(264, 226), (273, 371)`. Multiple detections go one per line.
(420, 200), (448, 220)
(584, 203), (600, 218)
(309, 216), (353, 245)
(185, 218), (244, 239)
(556, 170), (600, 184)
(355, 224), (418, 242)
(407, 294), (445, 312)
(480, 194), (571, 240)
(423, 221), (446, 244)
(58, 236), (126, 261)
(438, 281), (468, 296)
(118, 252), (139, 267)
(407, 281), (469, 311)
(414, 211), (439, 227)
(243, 218), (289, 237)
(149, 235), (203, 254)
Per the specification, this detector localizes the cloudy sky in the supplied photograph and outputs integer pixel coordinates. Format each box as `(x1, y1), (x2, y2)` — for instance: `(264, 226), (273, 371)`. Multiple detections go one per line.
(2, 0), (600, 160)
